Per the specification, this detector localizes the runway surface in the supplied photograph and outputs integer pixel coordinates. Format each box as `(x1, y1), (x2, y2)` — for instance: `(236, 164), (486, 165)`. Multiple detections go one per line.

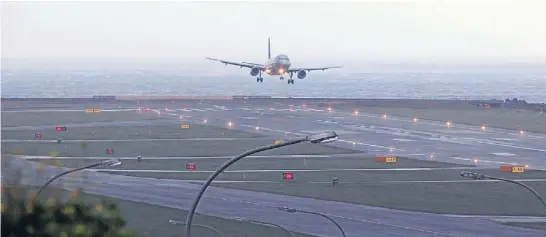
(3, 98), (546, 237)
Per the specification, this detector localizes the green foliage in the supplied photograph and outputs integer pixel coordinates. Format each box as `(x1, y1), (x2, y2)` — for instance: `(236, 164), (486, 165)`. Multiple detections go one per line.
(1, 187), (144, 237)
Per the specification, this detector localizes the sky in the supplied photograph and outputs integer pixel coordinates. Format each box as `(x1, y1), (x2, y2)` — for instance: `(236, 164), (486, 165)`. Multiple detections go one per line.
(2, 0), (546, 69)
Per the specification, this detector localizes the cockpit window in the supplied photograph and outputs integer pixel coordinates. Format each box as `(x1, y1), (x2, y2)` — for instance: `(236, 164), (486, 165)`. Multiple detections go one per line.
(276, 55), (289, 60)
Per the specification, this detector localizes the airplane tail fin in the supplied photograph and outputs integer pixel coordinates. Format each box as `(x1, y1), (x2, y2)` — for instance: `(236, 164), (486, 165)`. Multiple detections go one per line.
(268, 37), (271, 59)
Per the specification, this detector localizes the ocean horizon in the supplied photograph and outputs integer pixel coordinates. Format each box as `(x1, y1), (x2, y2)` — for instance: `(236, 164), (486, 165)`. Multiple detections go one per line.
(2, 71), (545, 103)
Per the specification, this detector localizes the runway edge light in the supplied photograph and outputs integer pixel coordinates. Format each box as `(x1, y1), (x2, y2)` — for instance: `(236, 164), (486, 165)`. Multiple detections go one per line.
(186, 163), (196, 170)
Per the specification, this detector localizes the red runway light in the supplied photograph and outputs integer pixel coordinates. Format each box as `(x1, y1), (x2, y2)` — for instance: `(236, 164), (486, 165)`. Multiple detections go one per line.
(35, 133), (41, 139)
(282, 172), (294, 180)
(186, 163), (195, 170)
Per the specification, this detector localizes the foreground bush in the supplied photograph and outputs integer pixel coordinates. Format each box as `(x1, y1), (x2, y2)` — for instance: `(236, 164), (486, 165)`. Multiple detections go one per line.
(1, 187), (143, 237)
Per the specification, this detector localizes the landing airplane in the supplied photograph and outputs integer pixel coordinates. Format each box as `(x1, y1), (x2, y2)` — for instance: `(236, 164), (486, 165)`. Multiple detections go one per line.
(206, 38), (343, 84)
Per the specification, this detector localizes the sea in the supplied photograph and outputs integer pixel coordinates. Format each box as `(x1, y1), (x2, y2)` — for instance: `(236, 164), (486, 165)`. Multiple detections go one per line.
(1, 71), (545, 103)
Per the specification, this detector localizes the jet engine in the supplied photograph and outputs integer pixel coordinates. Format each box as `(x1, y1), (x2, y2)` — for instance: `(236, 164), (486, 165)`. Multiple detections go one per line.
(297, 70), (307, 79)
(250, 67), (260, 76)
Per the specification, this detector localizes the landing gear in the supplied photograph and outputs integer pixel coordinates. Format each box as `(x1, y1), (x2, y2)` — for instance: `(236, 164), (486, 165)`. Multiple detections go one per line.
(280, 76), (284, 80)
(256, 71), (263, 83)
(287, 72), (294, 84)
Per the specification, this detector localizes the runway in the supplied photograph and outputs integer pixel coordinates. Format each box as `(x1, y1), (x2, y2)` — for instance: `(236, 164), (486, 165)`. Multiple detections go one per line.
(124, 99), (546, 170)
(2, 98), (546, 237)
(4, 157), (545, 237)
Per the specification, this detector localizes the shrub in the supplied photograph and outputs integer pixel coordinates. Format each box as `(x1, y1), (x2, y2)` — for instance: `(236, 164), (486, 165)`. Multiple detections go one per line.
(1, 187), (143, 237)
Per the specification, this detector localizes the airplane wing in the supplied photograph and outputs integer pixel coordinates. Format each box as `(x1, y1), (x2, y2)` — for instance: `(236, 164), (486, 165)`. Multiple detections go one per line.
(206, 57), (264, 69)
(287, 66), (343, 73)
(242, 61), (265, 67)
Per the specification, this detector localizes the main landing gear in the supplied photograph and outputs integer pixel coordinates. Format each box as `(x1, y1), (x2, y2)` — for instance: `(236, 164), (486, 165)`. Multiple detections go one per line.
(256, 71), (263, 83)
(287, 72), (294, 84)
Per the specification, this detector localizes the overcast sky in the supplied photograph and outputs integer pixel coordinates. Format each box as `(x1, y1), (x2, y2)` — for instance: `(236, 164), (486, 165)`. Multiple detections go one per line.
(3, 0), (546, 69)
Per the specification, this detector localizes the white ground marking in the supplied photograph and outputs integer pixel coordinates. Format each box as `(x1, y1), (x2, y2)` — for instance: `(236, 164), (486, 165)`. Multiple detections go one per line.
(1, 108), (138, 113)
(392, 138), (416, 142)
(489, 152), (517, 156)
(382, 179), (546, 183)
(337, 139), (406, 151)
(87, 167), (476, 173)
(18, 154), (331, 160)
(1, 137), (266, 143)
(495, 138), (519, 141)
(184, 179), (546, 184)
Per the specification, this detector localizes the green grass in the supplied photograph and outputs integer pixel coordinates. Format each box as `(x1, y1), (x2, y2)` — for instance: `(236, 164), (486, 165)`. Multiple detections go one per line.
(2, 185), (318, 237)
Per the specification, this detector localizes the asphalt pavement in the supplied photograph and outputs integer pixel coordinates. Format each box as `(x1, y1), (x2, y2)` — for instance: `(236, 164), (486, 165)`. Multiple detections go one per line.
(2, 98), (546, 237)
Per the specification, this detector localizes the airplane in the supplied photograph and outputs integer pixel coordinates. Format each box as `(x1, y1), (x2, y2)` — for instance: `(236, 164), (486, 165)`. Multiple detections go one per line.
(206, 38), (343, 84)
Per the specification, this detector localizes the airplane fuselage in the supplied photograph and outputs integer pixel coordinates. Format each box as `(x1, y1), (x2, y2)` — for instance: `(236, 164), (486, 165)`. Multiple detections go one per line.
(264, 54), (291, 75)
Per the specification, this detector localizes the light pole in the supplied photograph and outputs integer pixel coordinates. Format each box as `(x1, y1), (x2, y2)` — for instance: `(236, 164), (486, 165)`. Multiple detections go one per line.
(460, 171), (546, 212)
(168, 220), (225, 237)
(185, 131), (339, 237)
(278, 206), (347, 237)
(35, 159), (122, 198)
(234, 217), (296, 237)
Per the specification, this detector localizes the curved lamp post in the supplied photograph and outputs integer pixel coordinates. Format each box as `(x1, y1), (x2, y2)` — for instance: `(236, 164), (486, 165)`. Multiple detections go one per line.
(278, 206), (347, 237)
(234, 217), (296, 237)
(460, 171), (546, 212)
(168, 219), (225, 237)
(35, 159), (122, 198)
(185, 131), (338, 237)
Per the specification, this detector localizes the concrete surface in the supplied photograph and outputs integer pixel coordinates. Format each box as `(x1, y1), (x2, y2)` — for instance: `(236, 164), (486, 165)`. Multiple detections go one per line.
(2, 98), (546, 237)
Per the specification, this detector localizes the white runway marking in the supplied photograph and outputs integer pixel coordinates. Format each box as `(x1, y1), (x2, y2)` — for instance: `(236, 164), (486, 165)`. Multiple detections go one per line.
(383, 179), (546, 183)
(337, 139), (406, 151)
(489, 152), (517, 156)
(393, 138), (416, 142)
(495, 138), (518, 141)
(88, 167), (475, 173)
(1, 137), (267, 143)
(19, 154), (332, 160)
(2, 108), (138, 113)
(183, 179), (546, 184)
